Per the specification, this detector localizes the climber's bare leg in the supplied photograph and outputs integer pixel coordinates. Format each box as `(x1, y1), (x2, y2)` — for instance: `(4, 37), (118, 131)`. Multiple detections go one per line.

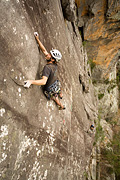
(59, 88), (63, 99)
(52, 95), (64, 109)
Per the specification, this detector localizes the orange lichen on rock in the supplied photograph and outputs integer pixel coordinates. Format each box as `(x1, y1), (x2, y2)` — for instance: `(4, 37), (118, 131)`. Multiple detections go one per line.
(85, 22), (104, 40)
(75, 0), (88, 16)
(105, 59), (113, 68)
(75, 0), (85, 8)
(103, 73), (110, 79)
(81, 6), (88, 16)
(75, 0), (80, 7)
(83, 0), (120, 82)
(107, 0), (120, 17)
(92, 59), (103, 65)
(95, 38), (120, 68)
(84, 11), (106, 40)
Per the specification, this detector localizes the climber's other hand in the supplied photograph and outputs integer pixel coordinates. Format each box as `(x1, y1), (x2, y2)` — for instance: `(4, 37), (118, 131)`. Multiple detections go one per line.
(24, 80), (32, 88)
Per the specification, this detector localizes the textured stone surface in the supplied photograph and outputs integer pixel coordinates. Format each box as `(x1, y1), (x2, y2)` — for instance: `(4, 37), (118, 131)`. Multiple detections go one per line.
(0, 0), (97, 179)
(76, 0), (120, 80)
(94, 82), (118, 119)
(61, 0), (76, 21)
(74, 1), (120, 180)
(1, 0), (119, 179)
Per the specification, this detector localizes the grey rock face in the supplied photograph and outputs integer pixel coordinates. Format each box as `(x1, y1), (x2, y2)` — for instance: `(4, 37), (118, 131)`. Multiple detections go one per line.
(106, 0), (120, 20)
(0, 0), (97, 179)
(61, 0), (75, 21)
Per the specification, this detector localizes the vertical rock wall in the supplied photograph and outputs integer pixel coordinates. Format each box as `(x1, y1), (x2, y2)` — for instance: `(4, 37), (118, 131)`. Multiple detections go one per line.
(0, 0), (97, 179)
(75, 0), (120, 79)
(74, 1), (120, 179)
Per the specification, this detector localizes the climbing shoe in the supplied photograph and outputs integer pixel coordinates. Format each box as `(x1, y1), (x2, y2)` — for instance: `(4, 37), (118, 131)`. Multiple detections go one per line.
(58, 106), (66, 110)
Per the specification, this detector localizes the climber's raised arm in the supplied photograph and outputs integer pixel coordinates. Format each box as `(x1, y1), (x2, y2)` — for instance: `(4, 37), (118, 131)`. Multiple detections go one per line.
(34, 32), (51, 59)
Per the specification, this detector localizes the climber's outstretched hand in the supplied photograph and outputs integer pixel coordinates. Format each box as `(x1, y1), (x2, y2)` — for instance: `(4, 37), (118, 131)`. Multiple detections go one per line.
(34, 32), (39, 38)
(24, 80), (32, 88)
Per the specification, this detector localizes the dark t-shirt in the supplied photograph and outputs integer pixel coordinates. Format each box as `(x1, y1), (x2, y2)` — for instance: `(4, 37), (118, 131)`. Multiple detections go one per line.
(42, 63), (58, 90)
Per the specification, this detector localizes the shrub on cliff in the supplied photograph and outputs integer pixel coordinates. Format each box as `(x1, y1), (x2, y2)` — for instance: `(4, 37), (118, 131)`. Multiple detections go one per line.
(102, 132), (120, 179)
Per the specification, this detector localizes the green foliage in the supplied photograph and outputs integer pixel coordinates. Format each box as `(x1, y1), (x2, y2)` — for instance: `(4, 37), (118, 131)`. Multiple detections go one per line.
(88, 58), (96, 72)
(94, 121), (104, 145)
(119, 101), (120, 108)
(103, 71), (120, 92)
(83, 171), (88, 178)
(104, 78), (110, 84)
(116, 69), (120, 81)
(79, 30), (82, 36)
(102, 132), (120, 178)
(105, 118), (117, 126)
(98, 107), (103, 117)
(89, 79), (92, 84)
(92, 80), (97, 84)
(98, 93), (104, 100)
(107, 79), (117, 93)
(116, 69), (120, 90)
(107, 84), (117, 93)
(82, 41), (87, 46)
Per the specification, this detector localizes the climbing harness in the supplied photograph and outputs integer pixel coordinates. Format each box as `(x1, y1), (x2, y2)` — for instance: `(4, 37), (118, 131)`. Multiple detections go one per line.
(47, 80), (60, 93)
(44, 80), (61, 100)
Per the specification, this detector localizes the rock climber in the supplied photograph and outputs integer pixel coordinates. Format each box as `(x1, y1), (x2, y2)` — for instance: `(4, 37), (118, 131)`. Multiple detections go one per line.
(86, 124), (95, 136)
(24, 32), (65, 110)
(90, 124), (95, 130)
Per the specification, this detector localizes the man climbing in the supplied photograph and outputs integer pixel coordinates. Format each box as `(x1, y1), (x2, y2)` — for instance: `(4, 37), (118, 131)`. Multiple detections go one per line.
(86, 124), (95, 136)
(24, 32), (65, 110)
